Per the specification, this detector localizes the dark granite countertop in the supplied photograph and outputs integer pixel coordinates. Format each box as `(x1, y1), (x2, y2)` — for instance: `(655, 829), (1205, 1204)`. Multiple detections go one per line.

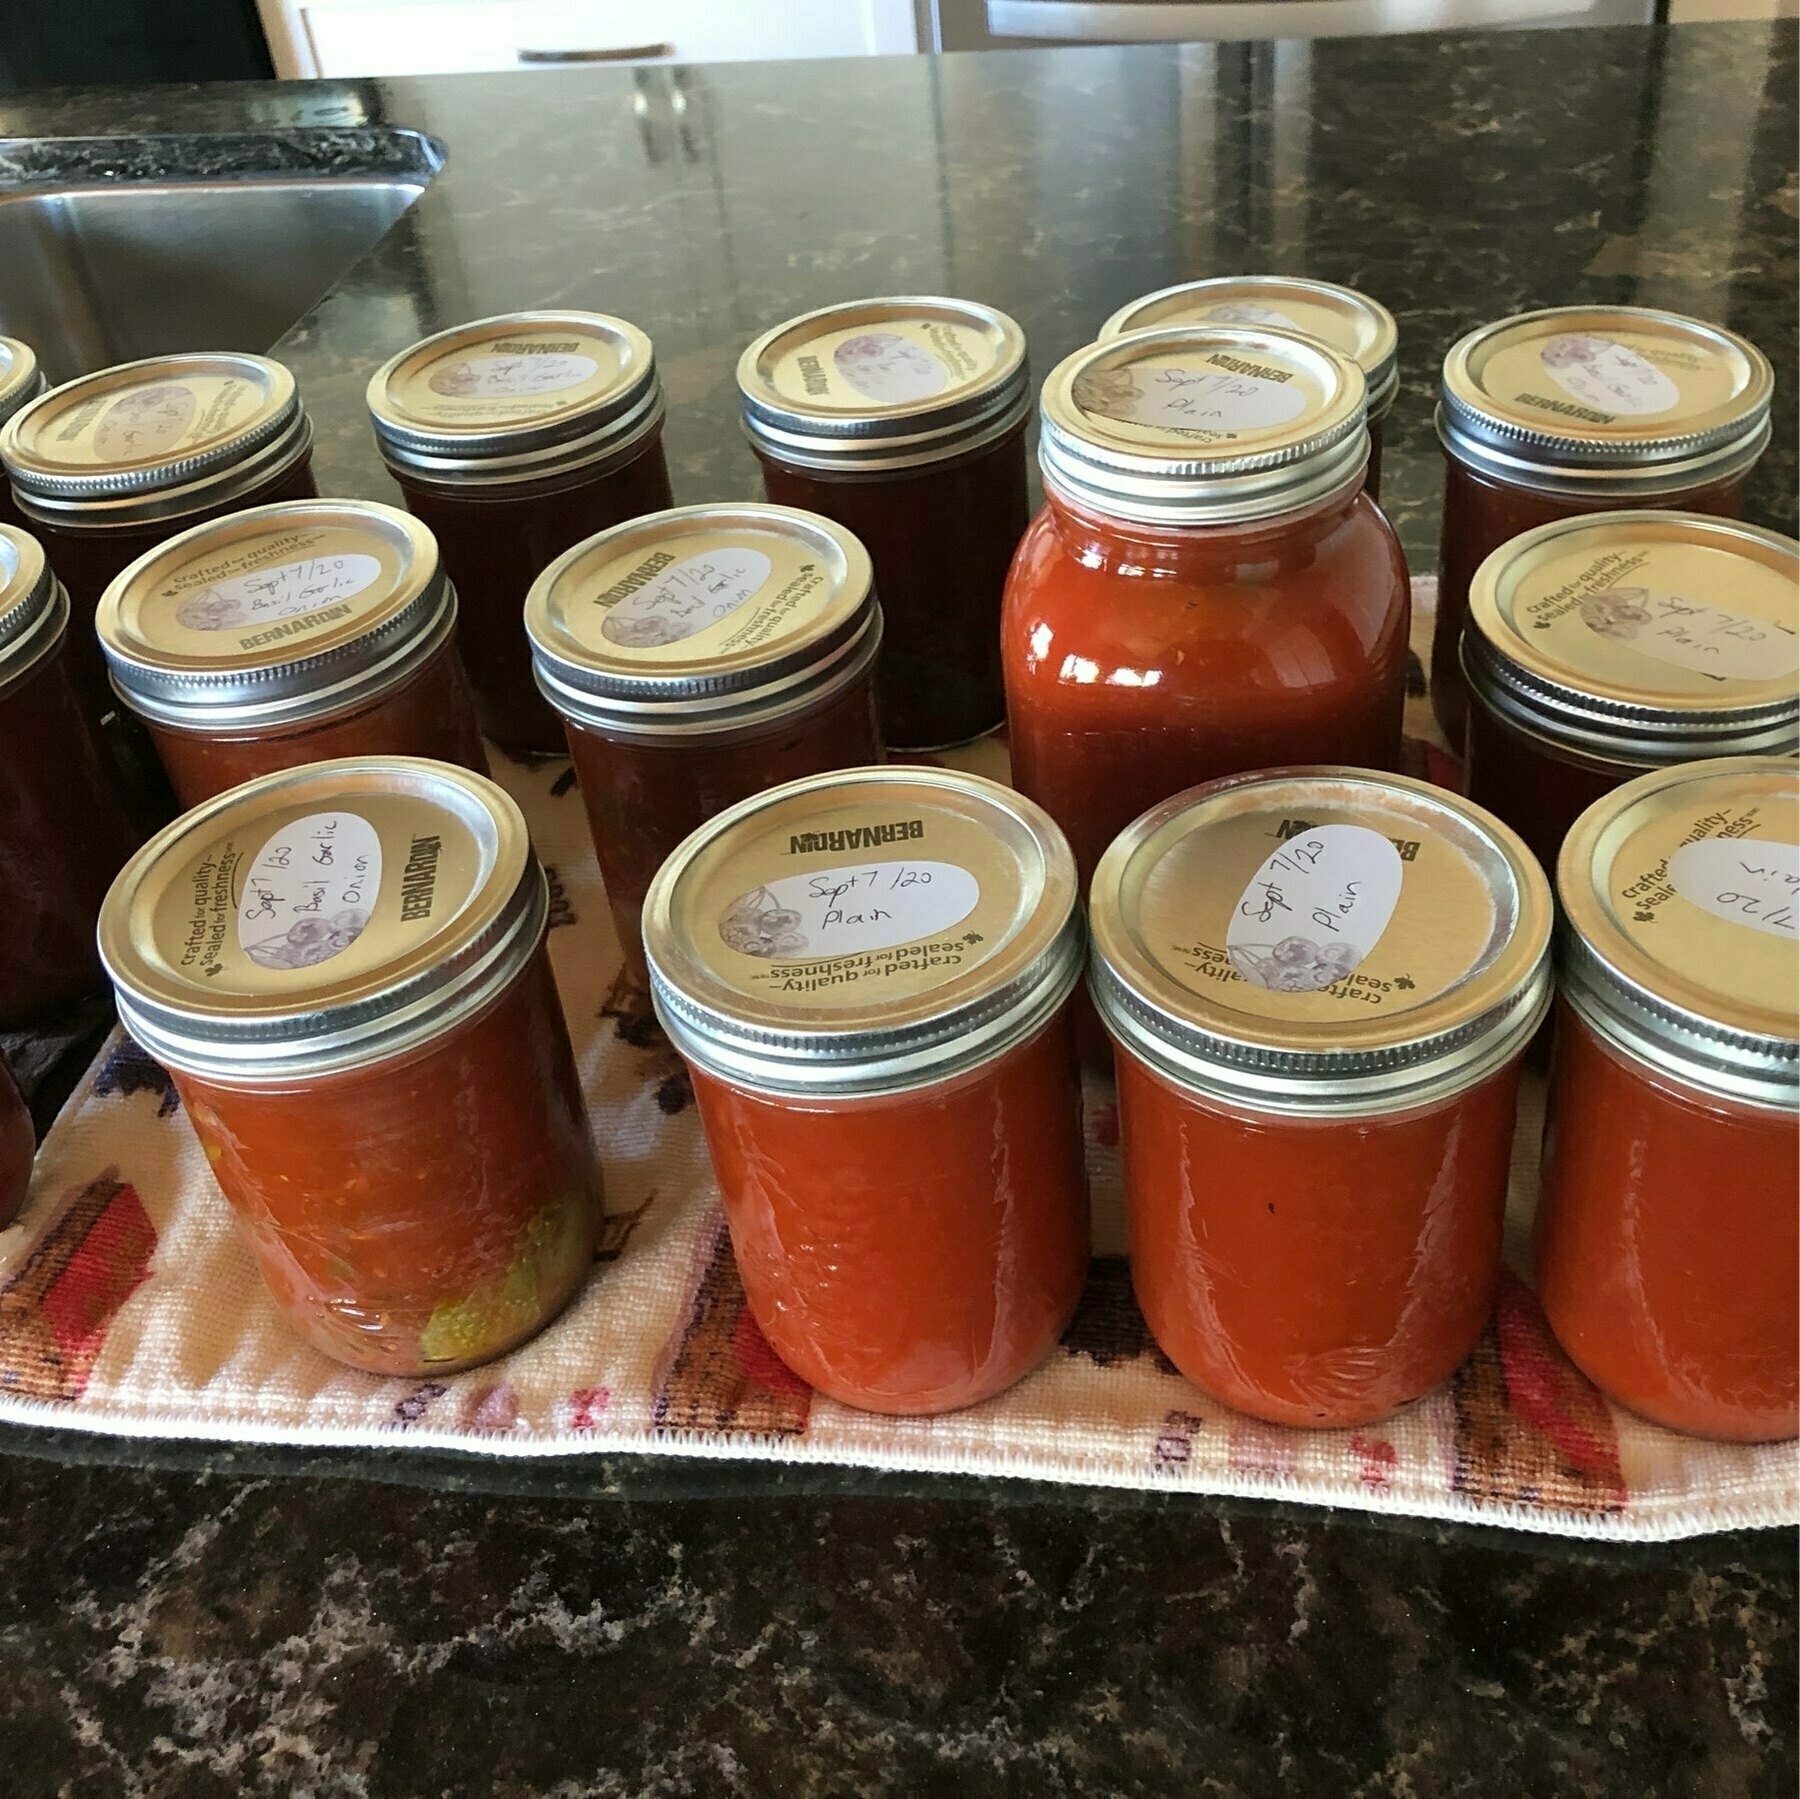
(0, 23), (1795, 1795)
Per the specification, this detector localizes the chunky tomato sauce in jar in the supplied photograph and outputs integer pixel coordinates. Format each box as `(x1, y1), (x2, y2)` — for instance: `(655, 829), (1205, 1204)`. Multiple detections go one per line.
(98, 758), (606, 1376)
(1100, 275), (1400, 500)
(738, 298), (1029, 752)
(97, 499), (488, 808)
(1004, 324), (1410, 898)
(368, 311), (673, 755)
(0, 337), (46, 532)
(1432, 306), (1772, 744)
(644, 766), (1088, 1415)
(0, 524), (141, 1026)
(528, 503), (883, 982)
(1536, 759), (1798, 1442)
(1463, 512), (1797, 876)
(1090, 767), (1553, 1429)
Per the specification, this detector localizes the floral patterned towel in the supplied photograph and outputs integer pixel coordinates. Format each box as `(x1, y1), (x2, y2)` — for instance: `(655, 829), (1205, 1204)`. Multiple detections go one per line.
(2, 581), (1794, 1541)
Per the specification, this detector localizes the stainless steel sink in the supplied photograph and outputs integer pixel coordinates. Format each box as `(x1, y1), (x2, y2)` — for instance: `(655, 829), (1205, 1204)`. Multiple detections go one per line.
(0, 129), (443, 383)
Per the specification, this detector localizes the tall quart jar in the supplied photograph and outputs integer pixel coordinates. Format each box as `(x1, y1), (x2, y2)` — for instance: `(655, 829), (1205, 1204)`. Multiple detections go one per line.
(1090, 767), (1552, 1428)
(1431, 305), (1773, 744)
(0, 523), (141, 1027)
(0, 337), (45, 531)
(97, 500), (489, 807)
(1003, 324), (1411, 893)
(1099, 275), (1400, 499)
(1462, 511), (1797, 876)
(738, 297), (1030, 751)
(98, 757), (607, 1377)
(367, 311), (674, 756)
(644, 766), (1089, 1415)
(527, 503), (884, 983)
(1536, 758), (1798, 1442)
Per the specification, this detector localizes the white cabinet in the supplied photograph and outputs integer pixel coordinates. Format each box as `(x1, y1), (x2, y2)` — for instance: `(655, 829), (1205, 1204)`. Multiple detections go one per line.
(258, 0), (922, 78)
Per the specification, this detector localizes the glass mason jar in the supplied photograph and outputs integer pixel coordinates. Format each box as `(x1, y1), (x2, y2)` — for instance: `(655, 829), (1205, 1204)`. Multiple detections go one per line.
(0, 524), (141, 1028)
(97, 499), (489, 809)
(644, 765), (1089, 1416)
(1536, 758), (1798, 1442)
(1089, 767), (1553, 1429)
(1004, 324), (1411, 898)
(738, 297), (1030, 752)
(1099, 274), (1400, 500)
(98, 758), (607, 1377)
(527, 502), (884, 984)
(1432, 306), (1773, 745)
(367, 310), (674, 756)
(1462, 511), (1798, 877)
(0, 336), (46, 533)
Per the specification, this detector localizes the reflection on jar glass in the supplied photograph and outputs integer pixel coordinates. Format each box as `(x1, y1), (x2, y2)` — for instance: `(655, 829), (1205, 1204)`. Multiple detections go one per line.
(1089, 767), (1552, 1430)
(368, 310), (674, 756)
(1461, 511), (1798, 877)
(1098, 274), (1400, 501)
(0, 336), (45, 533)
(0, 523), (141, 1028)
(645, 766), (1089, 1416)
(526, 502), (883, 983)
(1432, 305), (1772, 746)
(98, 757), (607, 1377)
(1536, 758), (1798, 1442)
(98, 499), (489, 808)
(738, 297), (1030, 753)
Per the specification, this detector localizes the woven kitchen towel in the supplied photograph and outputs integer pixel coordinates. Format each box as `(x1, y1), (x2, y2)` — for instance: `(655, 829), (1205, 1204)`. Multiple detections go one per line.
(2, 580), (1794, 1541)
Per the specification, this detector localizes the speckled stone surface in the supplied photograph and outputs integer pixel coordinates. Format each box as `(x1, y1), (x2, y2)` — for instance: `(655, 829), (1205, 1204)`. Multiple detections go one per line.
(0, 23), (1794, 1795)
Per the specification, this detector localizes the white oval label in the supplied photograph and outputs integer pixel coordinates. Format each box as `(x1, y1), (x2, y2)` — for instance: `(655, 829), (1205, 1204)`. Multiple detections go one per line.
(1539, 335), (1681, 417)
(1226, 825), (1405, 993)
(175, 553), (384, 634)
(1577, 585), (1799, 682)
(1074, 363), (1308, 433)
(599, 546), (773, 651)
(96, 384), (196, 460)
(428, 352), (599, 399)
(1668, 838), (1799, 940)
(1203, 301), (1299, 329)
(237, 812), (382, 971)
(718, 859), (979, 961)
(832, 332), (949, 404)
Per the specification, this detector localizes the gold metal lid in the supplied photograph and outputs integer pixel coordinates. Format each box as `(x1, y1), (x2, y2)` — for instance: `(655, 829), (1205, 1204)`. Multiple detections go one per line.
(1037, 325), (1369, 526)
(643, 766), (1082, 1096)
(1089, 767), (1553, 1114)
(366, 310), (662, 486)
(0, 336), (45, 429)
(1099, 275), (1399, 416)
(96, 500), (455, 733)
(1557, 757), (1798, 1109)
(99, 757), (545, 1081)
(736, 297), (1029, 472)
(526, 502), (878, 740)
(1439, 306), (1773, 496)
(1465, 511), (1799, 764)
(0, 353), (312, 524)
(0, 522), (64, 698)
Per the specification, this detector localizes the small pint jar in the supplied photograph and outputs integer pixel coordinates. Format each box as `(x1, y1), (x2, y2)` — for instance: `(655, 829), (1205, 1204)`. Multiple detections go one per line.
(368, 310), (674, 755)
(0, 524), (141, 1026)
(0, 353), (318, 694)
(96, 499), (489, 808)
(1090, 767), (1553, 1429)
(0, 337), (45, 531)
(1099, 274), (1400, 499)
(1462, 511), (1797, 876)
(1536, 758), (1798, 1442)
(527, 502), (884, 982)
(738, 297), (1030, 752)
(644, 766), (1089, 1415)
(1432, 305), (1772, 744)
(98, 757), (607, 1377)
